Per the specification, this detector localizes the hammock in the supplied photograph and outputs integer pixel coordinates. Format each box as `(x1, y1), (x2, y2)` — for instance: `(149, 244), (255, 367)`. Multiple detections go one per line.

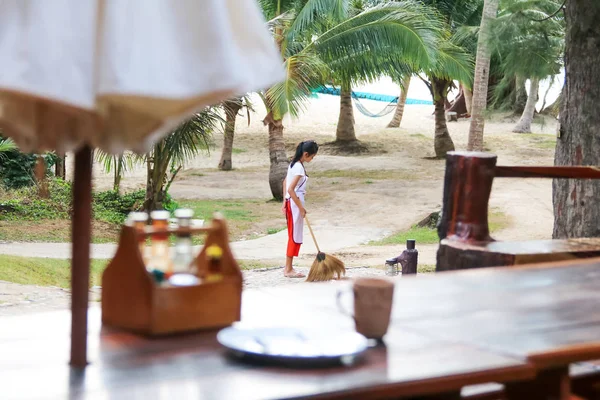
(311, 85), (433, 118)
(351, 92), (398, 118)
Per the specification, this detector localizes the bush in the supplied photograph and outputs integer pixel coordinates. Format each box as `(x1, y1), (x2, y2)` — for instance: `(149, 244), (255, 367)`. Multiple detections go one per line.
(0, 178), (176, 224)
(93, 190), (146, 224)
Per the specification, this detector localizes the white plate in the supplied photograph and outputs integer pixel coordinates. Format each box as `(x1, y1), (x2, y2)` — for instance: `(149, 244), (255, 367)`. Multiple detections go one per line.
(217, 326), (368, 367)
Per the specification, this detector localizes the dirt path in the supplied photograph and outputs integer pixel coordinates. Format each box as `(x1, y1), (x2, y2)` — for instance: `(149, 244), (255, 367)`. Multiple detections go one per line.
(1, 97), (557, 313)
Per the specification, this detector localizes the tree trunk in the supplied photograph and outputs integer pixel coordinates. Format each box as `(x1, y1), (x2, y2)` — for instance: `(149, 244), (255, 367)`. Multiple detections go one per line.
(464, 85), (473, 115)
(335, 82), (357, 142)
(35, 155), (49, 198)
(55, 153), (66, 179)
(432, 77), (455, 158)
(264, 114), (289, 201)
(514, 76), (528, 115)
(512, 77), (540, 133)
(144, 150), (169, 211)
(541, 84), (563, 117)
(387, 76), (411, 128)
(553, 0), (600, 239)
(467, 0), (499, 152)
(219, 99), (243, 171)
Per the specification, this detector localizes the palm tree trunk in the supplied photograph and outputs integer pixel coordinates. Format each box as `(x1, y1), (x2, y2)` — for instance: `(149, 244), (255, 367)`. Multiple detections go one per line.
(264, 113), (289, 201)
(387, 76), (411, 128)
(335, 82), (357, 142)
(432, 77), (455, 158)
(467, 0), (499, 152)
(512, 77), (540, 133)
(514, 76), (528, 115)
(541, 84), (563, 117)
(464, 85), (473, 114)
(219, 99), (243, 171)
(55, 153), (66, 179)
(553, 0), (600, 239)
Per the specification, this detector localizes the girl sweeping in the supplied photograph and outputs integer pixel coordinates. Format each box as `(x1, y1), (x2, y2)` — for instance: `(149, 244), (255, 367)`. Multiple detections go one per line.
(282, 140), (319, 278)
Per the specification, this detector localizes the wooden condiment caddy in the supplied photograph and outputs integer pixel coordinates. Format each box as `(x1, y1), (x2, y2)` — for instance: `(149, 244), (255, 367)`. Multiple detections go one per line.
(101, 213), (242, 335)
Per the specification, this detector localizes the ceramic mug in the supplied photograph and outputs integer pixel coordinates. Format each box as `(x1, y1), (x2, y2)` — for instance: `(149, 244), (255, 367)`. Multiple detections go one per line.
(337, 277), (395, 339)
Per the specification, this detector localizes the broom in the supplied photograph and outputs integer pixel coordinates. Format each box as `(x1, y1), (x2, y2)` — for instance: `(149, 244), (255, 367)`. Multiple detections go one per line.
(304, 215), (346, 282)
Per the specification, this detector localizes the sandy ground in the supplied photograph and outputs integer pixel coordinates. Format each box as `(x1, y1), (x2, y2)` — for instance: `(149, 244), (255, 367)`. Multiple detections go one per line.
(0, 94), (557, 314)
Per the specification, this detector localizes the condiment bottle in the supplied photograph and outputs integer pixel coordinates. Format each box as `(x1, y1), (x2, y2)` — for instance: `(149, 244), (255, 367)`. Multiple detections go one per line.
(148, 210), (172, 276)
(128, 211), (148, 260)
(204, 244), (224, 283)
(172, 208), (195, 274)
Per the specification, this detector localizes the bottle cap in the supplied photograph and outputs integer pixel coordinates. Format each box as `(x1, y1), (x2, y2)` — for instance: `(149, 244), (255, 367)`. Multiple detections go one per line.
(129, 211), (149, 222)
(174, 208), (194, 219)
(150, 210), (170, 220)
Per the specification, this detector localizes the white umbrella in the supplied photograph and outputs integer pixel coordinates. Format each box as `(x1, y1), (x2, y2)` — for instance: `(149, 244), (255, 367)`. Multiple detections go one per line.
(0, 0), (284, 368)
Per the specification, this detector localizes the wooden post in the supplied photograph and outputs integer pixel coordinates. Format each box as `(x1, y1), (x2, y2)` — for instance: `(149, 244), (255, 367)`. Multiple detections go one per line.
(437, 151), (497, 243)
(504, 366), (570, 400)
(399, 239), (418, 275)
(70, 146), (92, 368)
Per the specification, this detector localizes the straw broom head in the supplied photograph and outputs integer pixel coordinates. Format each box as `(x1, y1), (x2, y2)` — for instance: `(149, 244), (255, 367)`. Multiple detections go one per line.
(306, 251), (346, 282)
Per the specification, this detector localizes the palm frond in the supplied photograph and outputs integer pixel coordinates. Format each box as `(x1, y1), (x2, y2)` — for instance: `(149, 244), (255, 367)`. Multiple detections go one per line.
(309, 1), (446, 74)
(429, 41), (474, 87)
(264, 52), (329, 119)
(0, 137), (17, 154)
(289, 0), (349, 35)
(162, 108), (223, 166)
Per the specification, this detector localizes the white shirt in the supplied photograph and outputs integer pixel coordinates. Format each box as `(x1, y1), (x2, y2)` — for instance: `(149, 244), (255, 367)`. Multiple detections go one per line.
(285, 162), (308, 199)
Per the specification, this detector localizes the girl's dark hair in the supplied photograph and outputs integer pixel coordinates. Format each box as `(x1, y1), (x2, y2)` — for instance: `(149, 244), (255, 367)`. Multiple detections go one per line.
(290, 140), (319, 167)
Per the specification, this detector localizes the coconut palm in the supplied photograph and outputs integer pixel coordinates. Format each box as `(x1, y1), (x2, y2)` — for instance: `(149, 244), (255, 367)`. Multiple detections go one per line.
(144, 109), (222, 211)
(467, 0), (499, 151)
(95, 152), (137, 192)
(387, 75), (411, 128)
(491, 0), (563, 134)
(218, 96), (253, 171)
(418, 0), (482, 157)
(260, 0), (450, 198)
(422, 42), (474, 157)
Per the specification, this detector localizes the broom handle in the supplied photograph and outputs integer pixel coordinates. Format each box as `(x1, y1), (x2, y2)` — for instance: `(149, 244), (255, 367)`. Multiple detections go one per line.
(304, 216), (321, 253)
(495, 166), (600, 179)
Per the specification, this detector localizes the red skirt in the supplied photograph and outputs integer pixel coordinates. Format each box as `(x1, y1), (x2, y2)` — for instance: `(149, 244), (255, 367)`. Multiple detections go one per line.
(285, 199), (302, 257)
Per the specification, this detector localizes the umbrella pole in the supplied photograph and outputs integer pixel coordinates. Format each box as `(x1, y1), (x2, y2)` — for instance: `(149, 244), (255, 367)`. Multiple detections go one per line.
(70, 145), (92, 368)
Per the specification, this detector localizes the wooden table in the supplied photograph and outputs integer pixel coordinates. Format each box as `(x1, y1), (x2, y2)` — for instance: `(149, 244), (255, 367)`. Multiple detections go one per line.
(2, 293), (534, 399)
(4, 259), (600, 399)
(271, 258), (600, 399)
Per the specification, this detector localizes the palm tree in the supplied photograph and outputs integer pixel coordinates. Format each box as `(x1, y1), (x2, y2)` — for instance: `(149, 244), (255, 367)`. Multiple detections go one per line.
(310, 2), (445, 148)
(490, 0), (564, 134)
(467, 0), (499, 151)
(419, 0), (482, 157)
(260, 0), (449, 198)
(145, 109), (222, 211)
(420, 42), (474, 157)
(95, 152), (137, 192)
(387, 75), (411, 128)
(218, 96), (253, 171)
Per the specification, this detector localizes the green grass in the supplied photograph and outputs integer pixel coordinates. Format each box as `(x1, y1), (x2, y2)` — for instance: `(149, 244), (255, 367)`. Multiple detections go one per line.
(370, 210), (511, 246)
(0, 255), (108, 288)
(418, 264), (436, 273)
(267, 227), (286, 235)
(526, 134), (557, 150)
(177, 198), (281, 242)
(179, 199), (254, 222)
(370, 226), (439, 246)
(232, 148), (247, 154)
(409, 133), (429, 140)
